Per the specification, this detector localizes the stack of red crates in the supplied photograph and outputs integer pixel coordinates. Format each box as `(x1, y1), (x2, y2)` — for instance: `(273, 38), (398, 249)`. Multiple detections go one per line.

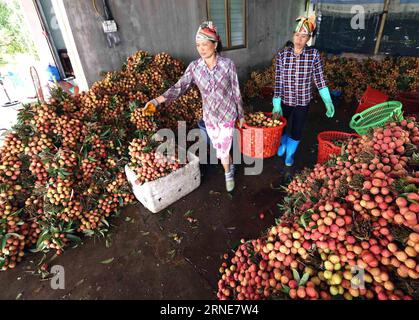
(355, 86), (389, 114)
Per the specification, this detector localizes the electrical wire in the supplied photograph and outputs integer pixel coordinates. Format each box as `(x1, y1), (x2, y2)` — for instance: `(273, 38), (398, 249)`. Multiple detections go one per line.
(92, 0), (105, 20)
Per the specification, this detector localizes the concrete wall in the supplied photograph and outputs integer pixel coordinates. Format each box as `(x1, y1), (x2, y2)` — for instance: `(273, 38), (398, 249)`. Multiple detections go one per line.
(62, 0), (305, 86)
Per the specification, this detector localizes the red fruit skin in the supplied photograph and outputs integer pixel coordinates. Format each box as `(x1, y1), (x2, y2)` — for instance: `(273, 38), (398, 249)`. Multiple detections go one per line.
(409, 203), (419, 213)
(378, 292), (389, 300)
(297, 287), (307, 299)
(344, 216), (352, 225)
(346, 236), (356, 244)
(320, 291), (331, 300)
(306, 287), (318, 299)
(302, 241), (312, 250)
(289, 280), (298, 289)
(370, 245), (381, 255)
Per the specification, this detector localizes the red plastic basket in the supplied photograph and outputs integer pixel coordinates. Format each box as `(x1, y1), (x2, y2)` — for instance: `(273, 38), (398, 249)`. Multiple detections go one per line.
(317, 131), (360, 164)
(355, 86), (389, 114)
(238, 113), (287, 159)
(395, 91), (419, 117)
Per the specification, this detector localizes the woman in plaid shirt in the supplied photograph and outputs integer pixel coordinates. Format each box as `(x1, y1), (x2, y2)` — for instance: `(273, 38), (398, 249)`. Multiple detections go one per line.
(273, 15), (335, 167)
(143, 21), (245, 192)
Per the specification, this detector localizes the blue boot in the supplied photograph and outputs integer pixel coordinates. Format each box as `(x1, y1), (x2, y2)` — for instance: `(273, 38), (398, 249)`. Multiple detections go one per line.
(277, 133), (288, 157)
(285, 138), (300, 167)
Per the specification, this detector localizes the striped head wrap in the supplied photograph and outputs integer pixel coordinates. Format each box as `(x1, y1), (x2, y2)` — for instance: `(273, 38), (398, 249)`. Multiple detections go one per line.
(295, 15), (316, 35)
(196, 21), (220, 42)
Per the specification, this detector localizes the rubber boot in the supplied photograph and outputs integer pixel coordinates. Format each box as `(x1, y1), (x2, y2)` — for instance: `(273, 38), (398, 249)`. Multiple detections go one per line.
(277, 132), (288, 157)
(285, 137), (300, 167)
(225, 170), (235, 192)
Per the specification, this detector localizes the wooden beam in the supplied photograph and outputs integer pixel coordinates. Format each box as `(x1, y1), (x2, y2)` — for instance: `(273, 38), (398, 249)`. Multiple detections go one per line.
(374, 0), (390, 55)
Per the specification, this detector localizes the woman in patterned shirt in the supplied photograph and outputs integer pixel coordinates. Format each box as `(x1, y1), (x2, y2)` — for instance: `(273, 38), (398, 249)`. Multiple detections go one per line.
(143, 21), (245, 192)
(272, 15), (335, 167)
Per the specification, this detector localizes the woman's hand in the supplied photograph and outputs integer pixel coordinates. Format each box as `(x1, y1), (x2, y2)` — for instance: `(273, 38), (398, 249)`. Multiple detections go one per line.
(238, 118), (245, 128)
(319, 87), (335, 118)
(272, 97), (282, 116)
(236, 118), (245, 129)
(142, 96), (165, 115)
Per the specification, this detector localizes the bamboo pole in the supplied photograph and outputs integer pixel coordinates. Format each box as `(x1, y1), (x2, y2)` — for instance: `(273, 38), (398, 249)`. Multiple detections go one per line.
(374, 0), (391, 55)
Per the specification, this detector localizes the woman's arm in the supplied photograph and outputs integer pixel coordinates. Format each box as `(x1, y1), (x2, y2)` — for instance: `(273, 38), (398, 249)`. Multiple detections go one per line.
(161, 62), (195, 104)
(274, 51), (283, 99)
(312, 50), (327, 90)
(230, 62), (244, 120)
(144, 63), (194, 111)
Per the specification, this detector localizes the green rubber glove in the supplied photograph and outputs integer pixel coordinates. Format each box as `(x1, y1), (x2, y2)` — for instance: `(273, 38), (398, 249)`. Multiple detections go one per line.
(319, 87), (335, 118)
(272, 97), (282, 116)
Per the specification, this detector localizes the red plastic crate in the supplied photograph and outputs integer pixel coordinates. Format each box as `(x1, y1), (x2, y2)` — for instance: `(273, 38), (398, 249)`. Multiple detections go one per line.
(317, 131), (360, 164)
(355, 86), (389, 114)
(396, 91), (419, 117)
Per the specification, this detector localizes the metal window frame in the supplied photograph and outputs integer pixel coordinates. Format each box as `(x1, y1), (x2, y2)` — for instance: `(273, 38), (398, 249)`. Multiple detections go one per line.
(33, 0), (66, 79)
(206, 0), (247, 51)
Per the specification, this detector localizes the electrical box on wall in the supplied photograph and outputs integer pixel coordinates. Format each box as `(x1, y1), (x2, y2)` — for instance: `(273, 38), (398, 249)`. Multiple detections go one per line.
(102, 20), (117, 33)
(93, 0), (121, 47)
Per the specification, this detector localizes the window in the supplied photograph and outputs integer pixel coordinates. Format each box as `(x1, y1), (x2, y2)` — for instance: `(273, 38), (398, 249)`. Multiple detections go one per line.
(207, 0), (247, 50)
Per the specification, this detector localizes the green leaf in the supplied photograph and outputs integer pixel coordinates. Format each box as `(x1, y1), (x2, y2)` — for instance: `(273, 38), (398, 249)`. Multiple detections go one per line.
(100, 257), (114, 264)
(34, 229), (50, 252)
(66, 234), (82, 244)
(1, 235), (7, 253)
(0, 257), (6, 269)
(299, 272), (310, 286)
(281, 285), (290, 294)
(83, 229), (95, 237)
(58, 169), (72, 177)
(299, 214), (307, 228)
(6, 232), (20, 238)
(105, 237), (112, 248)
(101, 218), (109, 228)
(292, 268), (301, 283)
(404, 184), (417, 193)
(184, 210), (194, 217)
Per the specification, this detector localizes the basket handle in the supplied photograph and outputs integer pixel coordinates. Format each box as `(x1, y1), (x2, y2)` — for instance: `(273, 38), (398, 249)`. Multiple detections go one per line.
(351, 113), (363, 125)
(391, 106), (403, 120)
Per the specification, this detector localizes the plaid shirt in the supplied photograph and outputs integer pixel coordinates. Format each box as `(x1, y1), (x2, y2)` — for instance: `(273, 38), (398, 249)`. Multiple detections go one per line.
(274, 45), (327, 107)
(162, 56), (244, 125)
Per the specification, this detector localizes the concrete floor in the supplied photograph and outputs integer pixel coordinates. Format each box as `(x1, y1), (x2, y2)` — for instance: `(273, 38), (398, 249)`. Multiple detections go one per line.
(0, 95), (355, 300)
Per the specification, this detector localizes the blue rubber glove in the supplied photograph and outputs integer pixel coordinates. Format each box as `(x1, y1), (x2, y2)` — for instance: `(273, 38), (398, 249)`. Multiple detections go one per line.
(272, 97), (282, 116)
(319, 87), (335, 118)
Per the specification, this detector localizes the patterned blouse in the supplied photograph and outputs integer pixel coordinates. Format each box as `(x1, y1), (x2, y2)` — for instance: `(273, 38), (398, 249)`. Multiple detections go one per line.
(162, 55), (244, 125)
(274, 45), (327, 107)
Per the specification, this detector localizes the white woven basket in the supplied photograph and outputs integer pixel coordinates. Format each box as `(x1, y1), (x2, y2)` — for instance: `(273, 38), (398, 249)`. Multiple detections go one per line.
(125, 149), (201, 213)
